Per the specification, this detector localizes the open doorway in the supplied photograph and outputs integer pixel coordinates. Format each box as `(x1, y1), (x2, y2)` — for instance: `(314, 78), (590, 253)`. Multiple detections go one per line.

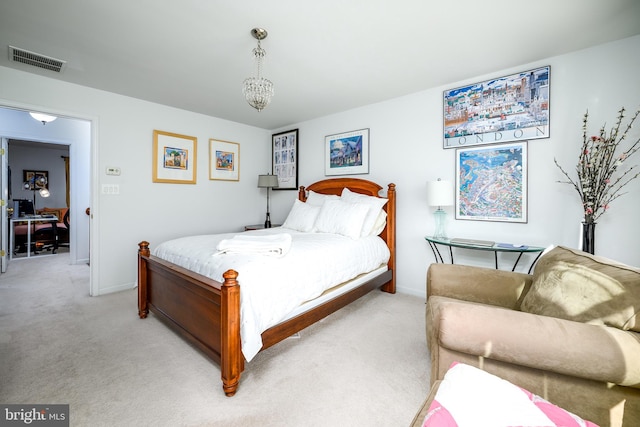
(0, 107), (91, 276)
(7, 139), (70, 259)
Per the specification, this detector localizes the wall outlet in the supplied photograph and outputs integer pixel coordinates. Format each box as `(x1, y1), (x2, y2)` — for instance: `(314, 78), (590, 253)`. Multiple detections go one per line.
(106, 166), (121, 176)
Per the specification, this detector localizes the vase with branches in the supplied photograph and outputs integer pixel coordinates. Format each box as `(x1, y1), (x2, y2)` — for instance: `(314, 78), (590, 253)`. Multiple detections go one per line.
(554, 107), (640, 253)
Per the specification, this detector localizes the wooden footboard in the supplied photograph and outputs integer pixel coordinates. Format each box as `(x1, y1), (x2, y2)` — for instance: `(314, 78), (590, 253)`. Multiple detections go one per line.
(138, 178), (396, 396)
(138, 241), (244, 396)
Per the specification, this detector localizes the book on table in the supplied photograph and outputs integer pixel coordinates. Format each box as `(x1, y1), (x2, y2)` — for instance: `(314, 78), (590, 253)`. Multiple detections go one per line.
(450, 238), (495, 247)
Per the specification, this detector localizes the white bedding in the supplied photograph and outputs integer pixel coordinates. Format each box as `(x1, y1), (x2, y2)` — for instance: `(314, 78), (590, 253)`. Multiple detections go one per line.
(152, 227), (391, 361)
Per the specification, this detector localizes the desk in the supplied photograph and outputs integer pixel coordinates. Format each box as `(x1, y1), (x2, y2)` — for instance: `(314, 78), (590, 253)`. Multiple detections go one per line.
(10, 216), (59, 260)
(425, 236), (545, 273)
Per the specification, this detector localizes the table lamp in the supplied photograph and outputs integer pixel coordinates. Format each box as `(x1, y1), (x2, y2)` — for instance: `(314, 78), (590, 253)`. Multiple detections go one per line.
(258, 174), (279, 228)
(426, 178), (453, 239)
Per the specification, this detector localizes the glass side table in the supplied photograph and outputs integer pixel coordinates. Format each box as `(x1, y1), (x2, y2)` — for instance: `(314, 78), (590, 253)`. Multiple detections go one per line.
(424, 236), (546, 273)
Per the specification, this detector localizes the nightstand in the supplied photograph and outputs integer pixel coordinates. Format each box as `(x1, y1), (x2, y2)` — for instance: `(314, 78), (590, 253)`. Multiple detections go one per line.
(244, 224), (281, 231)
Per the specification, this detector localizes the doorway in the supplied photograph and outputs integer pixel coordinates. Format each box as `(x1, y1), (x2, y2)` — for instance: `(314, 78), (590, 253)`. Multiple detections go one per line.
(0, 107), (91, 278)
(7, 139), (70, 260)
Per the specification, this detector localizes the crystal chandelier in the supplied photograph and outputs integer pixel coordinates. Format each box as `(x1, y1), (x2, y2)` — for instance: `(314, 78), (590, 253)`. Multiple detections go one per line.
(242, 28), (274, 112)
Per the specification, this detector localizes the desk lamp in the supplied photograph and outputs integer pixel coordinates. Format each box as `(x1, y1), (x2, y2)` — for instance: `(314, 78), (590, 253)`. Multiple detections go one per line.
(426, 178), (453, 239)
(258, 174), (279, 228)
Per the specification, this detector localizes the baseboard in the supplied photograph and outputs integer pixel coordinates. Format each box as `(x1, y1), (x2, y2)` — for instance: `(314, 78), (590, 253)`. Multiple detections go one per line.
(396, 284), (426, 299)
(92, 282), (136, 296)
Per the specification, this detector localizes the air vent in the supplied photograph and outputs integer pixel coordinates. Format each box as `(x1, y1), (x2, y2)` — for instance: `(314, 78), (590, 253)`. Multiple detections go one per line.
(8, 45), (66, 73)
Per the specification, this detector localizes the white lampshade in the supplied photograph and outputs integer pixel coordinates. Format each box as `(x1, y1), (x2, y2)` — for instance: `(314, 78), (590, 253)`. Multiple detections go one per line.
(257, 174), (279, 188)
(426, 179), (453, 207)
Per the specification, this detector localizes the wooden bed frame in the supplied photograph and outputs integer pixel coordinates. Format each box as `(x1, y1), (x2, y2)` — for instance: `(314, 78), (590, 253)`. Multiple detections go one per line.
(137, 178), (396, 396)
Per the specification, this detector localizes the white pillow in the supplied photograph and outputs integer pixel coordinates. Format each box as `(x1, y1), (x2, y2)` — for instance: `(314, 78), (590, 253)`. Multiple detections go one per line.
(340, 188), (388, 237)
(370, 210), (387, 236)
(282, 199), (320, 232)
(305, 190), (340, 207)
(314, 199), (370, 239)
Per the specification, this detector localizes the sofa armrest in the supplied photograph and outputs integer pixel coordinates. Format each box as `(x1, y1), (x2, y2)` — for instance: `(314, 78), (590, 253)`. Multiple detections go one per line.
(428, 296), (640, 388)
(427, 263), (532, 310)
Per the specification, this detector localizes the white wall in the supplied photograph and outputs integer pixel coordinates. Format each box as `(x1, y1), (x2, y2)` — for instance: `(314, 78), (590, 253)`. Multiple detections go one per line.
(0, 68), (272, 295)
(272, 35), (640, 297)
(1, 35), (638, 298)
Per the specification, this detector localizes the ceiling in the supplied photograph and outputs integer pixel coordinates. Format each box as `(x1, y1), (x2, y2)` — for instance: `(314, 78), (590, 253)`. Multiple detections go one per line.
(1, 1), (639, 130)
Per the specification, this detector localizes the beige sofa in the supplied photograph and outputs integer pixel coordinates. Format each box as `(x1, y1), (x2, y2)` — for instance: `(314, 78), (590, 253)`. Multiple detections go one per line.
(413, 246), (640, 427)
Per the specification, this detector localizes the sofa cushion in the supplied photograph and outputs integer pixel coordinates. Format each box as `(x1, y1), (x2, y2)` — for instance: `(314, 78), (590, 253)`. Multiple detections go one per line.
(520, 246), (640, 332)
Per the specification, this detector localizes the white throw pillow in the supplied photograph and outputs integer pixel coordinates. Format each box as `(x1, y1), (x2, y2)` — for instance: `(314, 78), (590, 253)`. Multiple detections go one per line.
(341, 188), (388, 237)
(314, 199), (370, 239)
(305, 190), (340, 207)
(370, 210), (387, 236)
(282, 199), (320, 232)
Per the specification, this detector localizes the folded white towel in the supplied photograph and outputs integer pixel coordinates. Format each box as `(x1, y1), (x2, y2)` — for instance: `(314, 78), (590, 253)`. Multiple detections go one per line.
(215, 233), (292, 257)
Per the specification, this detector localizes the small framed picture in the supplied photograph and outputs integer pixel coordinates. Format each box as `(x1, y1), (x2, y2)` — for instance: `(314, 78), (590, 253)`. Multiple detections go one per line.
(272, 129), (298, 190)
(23, 170), (48, 189)
(209, 139), (240, 181)
(153, 130), (197, 184)
(455, 141), (528, 223)
(324, 128), (369, 176)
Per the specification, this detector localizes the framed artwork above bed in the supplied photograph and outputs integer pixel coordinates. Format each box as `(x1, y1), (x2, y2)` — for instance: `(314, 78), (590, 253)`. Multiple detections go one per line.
(272, 129), (298, 190)
(325, 128), (369, 176)
(152, 130), (197, 184)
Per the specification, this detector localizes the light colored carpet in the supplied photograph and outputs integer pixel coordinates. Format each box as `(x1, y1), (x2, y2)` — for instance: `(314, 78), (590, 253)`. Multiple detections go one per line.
(0, 254), (430, 426)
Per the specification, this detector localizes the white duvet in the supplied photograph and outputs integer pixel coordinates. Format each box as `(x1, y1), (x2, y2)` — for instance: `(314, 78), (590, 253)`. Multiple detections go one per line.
(152, 227), (390, 361)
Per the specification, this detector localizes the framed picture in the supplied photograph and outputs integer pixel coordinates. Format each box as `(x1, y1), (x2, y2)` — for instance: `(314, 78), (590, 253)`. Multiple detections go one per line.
(455, 141), (528, 223)
(272, 129), (298, 190)
(152, 130), (197, 184)
(443, 66), (550, 149)
(324, 128), (369, 176)
(23, 170), (48, 189)
(209, 139), (240, 181)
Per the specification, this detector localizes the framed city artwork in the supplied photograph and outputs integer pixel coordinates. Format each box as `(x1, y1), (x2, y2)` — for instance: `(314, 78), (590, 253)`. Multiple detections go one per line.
(324, 128), (369, 176)
(209, 139), (240, 181)
(455, 141), (528, 223)
(443, 66), (550, 149)
(272, 129), (298, 190)
(152, 130), (197, 184)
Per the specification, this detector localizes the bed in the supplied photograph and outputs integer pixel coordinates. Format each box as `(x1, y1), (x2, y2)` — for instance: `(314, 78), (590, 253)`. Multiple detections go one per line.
(137, 177), (396, 396)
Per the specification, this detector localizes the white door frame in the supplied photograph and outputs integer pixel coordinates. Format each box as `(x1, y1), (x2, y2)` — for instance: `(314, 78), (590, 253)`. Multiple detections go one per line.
(1, 137), (8, 273)
(0, 101), (98, 295)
